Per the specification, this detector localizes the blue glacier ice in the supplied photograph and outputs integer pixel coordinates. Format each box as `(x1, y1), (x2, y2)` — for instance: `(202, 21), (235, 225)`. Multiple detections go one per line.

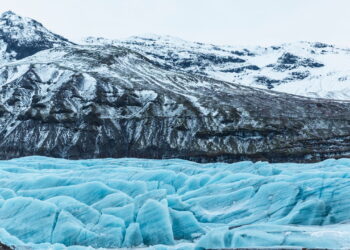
(0, 156), (350, 249)
(123, 222), (143, 247)
(137, 199), (175, 245)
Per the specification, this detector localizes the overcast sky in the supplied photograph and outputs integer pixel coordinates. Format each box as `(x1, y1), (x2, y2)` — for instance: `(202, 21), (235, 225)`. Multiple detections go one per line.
(1, 0), (350, 46)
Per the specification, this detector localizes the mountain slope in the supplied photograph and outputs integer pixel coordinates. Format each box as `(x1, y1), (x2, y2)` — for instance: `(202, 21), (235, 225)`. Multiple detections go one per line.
(1, 44), (350, 162)
(0, 12), (350, 162)
(0, 11), (73, 62)
(85, 35), (350, 100)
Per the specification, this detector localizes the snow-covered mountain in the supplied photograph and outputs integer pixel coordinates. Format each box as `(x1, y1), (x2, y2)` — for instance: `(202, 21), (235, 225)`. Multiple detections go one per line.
(1, 11), (350, 162)
(85, 35), (350, 100)
(0, 11), (72, 62)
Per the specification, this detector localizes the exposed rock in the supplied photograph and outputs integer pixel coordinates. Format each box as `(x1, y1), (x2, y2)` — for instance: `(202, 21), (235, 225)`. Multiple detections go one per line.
(221, 65), (260, 73)
(0, 242), (12, 250)
(254, 76), (281, 89)
(274, 52), (324, 71)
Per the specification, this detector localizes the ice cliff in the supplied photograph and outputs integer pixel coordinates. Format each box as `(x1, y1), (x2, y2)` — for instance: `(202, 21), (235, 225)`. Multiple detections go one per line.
(0, 157), (350, 249)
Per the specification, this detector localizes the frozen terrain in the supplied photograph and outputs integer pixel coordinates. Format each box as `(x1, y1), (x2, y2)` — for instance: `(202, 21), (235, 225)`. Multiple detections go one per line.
(1, 13), (350, 162)
(1, 157), (350, 249)
(85, 35), (350, 100)
(1, 11), (350, 162)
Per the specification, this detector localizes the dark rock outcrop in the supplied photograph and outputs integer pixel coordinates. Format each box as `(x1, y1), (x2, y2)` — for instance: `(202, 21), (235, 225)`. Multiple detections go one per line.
(0, 242), (12, 250)
(274, 52), (324, 71)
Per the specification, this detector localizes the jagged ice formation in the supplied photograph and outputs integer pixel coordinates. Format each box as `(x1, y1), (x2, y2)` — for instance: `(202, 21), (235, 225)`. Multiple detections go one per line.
(0, 157), (350, 249)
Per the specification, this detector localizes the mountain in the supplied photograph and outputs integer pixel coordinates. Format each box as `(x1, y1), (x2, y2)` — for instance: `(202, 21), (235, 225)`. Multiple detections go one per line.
(0, 12), (350, 162)
(0, 11), (72, 62)
(85, 35), (350, 100)
(2, 44), (350, 162)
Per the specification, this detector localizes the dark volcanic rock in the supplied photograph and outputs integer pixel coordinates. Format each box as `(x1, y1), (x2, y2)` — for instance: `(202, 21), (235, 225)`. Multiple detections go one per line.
(255, 76), (281, 89)
(0, 45), (350, 163)
(274, 53), (324, 71)
(0, 242), (12, 250)
(221, 65), (260, 73)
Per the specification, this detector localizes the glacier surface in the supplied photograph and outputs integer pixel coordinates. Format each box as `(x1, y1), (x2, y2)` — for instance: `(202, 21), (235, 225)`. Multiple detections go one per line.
(0, 157), (350, 249)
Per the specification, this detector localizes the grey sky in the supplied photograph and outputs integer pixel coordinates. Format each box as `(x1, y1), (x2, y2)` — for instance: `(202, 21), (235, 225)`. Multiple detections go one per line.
(1, 0), (349, 46)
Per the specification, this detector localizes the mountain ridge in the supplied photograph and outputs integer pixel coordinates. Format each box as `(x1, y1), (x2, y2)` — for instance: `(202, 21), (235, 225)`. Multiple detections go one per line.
(85, 35), (350, 100)
(0, 11), (350, 162)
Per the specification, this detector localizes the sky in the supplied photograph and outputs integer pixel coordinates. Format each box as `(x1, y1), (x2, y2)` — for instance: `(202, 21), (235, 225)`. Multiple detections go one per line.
(0, 0), (350, 46)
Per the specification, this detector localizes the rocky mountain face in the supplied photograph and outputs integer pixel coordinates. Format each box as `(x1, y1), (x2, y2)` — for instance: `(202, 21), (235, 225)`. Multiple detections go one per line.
(85, 35), (350, 100)
(0, 12), (350, 162)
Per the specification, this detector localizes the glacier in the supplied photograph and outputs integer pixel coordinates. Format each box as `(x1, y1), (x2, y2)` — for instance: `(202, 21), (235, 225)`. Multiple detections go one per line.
(0, 157), (350, 249)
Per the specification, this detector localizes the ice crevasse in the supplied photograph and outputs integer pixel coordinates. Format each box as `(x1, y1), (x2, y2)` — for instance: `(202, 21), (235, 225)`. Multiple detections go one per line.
(0, 156), (350, 249)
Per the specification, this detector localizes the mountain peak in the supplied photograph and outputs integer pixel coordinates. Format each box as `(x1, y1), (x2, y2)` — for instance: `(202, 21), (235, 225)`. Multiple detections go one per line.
(0, 10), (31, 25)
(0, 10), (17, 18)
(0, 11), (73, 60)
